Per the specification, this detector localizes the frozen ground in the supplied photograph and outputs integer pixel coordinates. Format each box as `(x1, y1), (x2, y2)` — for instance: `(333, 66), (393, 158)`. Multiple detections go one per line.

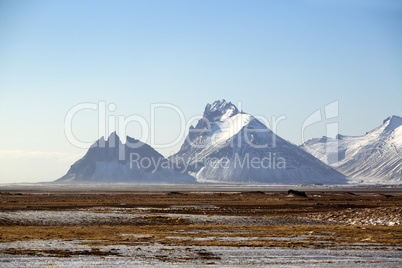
(1, 191), (400, 266)
(0, 239), (401, 267)
(1, 208), (401, 266)
(301, 207), (401, 226)
(0, 208), (333, 226)
(2, 205), (399, 227)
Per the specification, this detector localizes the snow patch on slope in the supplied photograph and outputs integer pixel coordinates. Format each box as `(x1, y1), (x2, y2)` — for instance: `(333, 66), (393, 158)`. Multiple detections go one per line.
(56, 133), (196, 184)
(301, 116), (402, 184)
(171, 100), (347, 184)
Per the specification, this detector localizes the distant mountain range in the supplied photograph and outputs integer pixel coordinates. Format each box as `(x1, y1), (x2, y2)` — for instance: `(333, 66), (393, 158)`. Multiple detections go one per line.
(301, 115), (402, 184)
(56, 100), (401, 185)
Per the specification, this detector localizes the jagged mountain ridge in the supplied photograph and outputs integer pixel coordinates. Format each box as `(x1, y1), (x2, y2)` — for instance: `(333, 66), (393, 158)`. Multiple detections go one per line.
(56, 132), (196, 183)
(301, 115), (402, 184)
(170, 100), (347, 184)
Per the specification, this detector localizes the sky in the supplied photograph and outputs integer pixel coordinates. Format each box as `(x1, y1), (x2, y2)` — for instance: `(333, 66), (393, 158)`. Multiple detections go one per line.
(0, 0), (401, 183)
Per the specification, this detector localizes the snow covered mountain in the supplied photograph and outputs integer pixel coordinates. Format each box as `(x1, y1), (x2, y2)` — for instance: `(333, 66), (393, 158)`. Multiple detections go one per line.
(301, 115), (402, 184)
(170, 100), (347, 184)
(56, 132), (196, 183)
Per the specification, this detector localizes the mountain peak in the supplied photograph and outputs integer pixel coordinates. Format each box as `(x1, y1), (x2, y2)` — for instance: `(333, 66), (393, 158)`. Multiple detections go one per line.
(381, 115), (402, 134)
(203, 99), (239, 121)
(301, 115), (402, 184)
(94, 131), (122, 148)
(107, 131), (120, 141)
(383, 115), (402, 126)
(173, 100), (347, 184)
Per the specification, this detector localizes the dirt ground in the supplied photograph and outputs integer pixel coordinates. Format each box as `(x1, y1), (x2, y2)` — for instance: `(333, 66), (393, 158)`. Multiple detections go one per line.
(0, 190), (401, 264)
(1, 190), (401, 221)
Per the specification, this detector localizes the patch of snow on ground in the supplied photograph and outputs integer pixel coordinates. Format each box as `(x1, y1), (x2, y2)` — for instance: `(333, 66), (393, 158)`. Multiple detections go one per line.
(0, 240), (401, 267)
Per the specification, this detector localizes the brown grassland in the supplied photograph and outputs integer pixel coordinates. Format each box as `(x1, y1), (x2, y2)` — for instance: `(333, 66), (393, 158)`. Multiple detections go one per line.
(0, 190), (401, 257)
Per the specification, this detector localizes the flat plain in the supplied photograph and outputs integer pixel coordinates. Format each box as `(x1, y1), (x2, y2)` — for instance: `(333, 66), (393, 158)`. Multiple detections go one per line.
(0, 185), (401, 266)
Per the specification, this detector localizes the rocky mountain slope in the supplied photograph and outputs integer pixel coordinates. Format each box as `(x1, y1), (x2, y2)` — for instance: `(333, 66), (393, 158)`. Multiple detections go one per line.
(56, 132), (196, 183)
(301, 115), (402, 184)
(170, 100), (347, 184)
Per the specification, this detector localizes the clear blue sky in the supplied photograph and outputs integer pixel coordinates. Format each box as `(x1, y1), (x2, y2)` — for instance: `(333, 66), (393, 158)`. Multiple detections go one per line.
(1, 0), (401, 182)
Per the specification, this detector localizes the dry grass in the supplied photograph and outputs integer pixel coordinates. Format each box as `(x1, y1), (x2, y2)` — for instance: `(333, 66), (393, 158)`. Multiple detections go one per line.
(1, 192), (401, 214)
(1, 224), (401, 249)
(0, 247), (121, 257)
(0, 191), (401, 257)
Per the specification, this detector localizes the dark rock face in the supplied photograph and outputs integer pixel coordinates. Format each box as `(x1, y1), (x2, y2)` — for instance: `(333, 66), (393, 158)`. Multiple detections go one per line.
(288, 190), (307, 198)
